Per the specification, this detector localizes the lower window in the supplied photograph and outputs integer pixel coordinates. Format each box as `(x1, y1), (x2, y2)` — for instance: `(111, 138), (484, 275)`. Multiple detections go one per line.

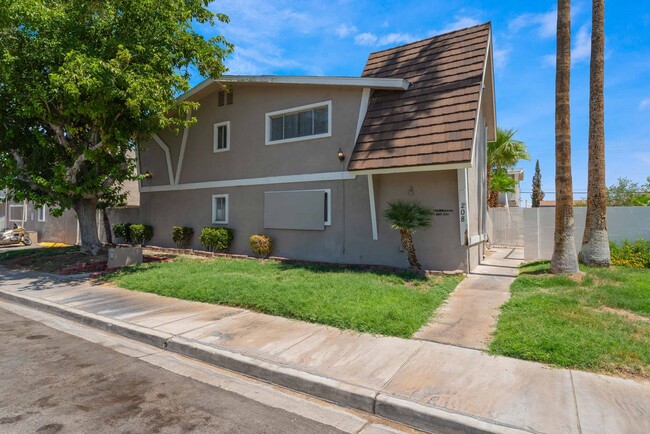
(212, 194), (229, 224)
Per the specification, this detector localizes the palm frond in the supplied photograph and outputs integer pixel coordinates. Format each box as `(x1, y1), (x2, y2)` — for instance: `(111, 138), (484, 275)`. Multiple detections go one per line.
(382, 200), (434, 232)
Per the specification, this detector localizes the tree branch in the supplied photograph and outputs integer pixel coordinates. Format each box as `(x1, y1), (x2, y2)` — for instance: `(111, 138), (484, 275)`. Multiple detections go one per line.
(48, 123), (71, 148)
(65, 141), (104, 183)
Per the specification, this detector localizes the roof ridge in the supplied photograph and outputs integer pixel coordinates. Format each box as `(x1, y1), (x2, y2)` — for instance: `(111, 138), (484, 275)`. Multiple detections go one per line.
(365, 22), (491, 58)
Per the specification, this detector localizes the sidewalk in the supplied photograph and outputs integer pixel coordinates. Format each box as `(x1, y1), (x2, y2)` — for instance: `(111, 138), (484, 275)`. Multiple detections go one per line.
(414, 248), (522, 349)
(1, 266), (649, 433)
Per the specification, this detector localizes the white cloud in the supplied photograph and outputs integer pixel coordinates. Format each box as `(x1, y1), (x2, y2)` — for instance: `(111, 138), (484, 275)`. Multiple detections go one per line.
(571, 23), (591, 64)
(335, 24), (357, 38)
(493, 48), (511, 70)
(640, 98), (650, 110)
(509, 9), (557, 38)
(430, 16), (482, 36)
(354, 32), (378, 46)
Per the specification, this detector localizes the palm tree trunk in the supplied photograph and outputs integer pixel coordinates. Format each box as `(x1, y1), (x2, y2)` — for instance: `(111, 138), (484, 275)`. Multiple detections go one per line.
(400, 229), (421, 270)
(551, 0), (580, 274)
(580, 0), (610, 266)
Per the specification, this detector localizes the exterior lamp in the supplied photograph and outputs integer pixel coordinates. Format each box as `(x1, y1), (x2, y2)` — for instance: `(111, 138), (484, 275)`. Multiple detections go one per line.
(143, 171), (152, 180)
(337, 148), (345, 162)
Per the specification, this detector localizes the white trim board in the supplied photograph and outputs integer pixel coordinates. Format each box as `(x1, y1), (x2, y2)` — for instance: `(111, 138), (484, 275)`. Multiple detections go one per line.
(470, 29), (492, 169)
(367, 174), (378, 240)
(350, 161), (470, 176)
(355, 88), (371, 143)
(175, 111), (192, 185)
(152, 134), (175, 185)
(140, 171), (357, 193)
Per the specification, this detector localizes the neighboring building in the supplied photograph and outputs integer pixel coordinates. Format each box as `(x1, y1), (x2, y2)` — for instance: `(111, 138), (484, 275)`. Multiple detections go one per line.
(497, 168), (524, 207)
(114, 23), (496, 272)
(1, 180), (139, 245)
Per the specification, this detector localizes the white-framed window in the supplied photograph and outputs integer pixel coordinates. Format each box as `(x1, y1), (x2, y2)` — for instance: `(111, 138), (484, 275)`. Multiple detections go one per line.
(9, 204), (24, 222)
(212, 194), (229, 224)
(213, 121), (230, 152)
(265, 101), (332, 145)
(37, 206), (46, 222)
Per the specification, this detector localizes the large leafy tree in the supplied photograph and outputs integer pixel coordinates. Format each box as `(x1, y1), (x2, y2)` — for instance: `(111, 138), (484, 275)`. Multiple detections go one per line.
(606, 177), (650, 206)
(0, 0), (232, 252)
(383, 201), (434, 270)
(580, 0), (610, 266)
(487, 127), (530, 207)
(551, 0), (580, 274)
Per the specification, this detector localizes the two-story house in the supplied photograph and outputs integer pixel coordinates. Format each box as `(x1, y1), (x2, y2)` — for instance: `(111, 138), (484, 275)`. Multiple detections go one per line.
(116, 23), (496, 272)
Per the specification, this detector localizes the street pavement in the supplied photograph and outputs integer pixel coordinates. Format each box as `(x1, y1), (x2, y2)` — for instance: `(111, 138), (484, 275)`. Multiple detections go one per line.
(0, 308), (356, 434)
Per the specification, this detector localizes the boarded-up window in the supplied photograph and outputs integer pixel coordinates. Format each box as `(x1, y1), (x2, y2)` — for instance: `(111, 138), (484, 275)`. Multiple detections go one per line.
(264, 190), (329, 231)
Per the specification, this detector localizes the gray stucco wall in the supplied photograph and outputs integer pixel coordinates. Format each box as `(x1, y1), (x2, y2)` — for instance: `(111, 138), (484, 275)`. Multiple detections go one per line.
(2, 201), (78, 245)
(139, 84), (365, 185)
(123, 170), (465, 271)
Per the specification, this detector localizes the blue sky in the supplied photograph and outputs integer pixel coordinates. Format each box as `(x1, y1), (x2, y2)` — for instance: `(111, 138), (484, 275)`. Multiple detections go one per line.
(196, 0), (650, 202)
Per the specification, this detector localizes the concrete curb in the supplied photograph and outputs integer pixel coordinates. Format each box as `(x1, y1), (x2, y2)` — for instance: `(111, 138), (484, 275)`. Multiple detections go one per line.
(0, 288), (530, 434)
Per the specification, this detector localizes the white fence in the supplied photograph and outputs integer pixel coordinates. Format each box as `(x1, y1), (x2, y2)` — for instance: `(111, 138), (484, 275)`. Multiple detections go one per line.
(487, 208), (524, 247)
(489, 207), (650, 260)
(523, 207), (650, 260)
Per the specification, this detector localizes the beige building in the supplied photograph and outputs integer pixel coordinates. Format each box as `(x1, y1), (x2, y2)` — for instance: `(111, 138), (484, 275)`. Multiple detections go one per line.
(117, 23), (497, 272)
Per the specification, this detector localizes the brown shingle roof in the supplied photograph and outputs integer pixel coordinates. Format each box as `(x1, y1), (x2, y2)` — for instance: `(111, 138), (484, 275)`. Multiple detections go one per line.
(348, 23), (491, 171)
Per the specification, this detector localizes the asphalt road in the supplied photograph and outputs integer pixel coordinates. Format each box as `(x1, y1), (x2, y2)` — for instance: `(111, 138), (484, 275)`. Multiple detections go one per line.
(0, 307), (343, 434)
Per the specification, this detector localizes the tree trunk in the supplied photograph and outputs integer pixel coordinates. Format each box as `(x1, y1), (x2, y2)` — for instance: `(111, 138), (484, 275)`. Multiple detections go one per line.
(73, 198), (101, 254)
(551, 0), (580, 274)
(487, 166), (499, 208)
(580, 0), (610, 267)
(102, 209), (113, 245)
(400, 229), (422, 270)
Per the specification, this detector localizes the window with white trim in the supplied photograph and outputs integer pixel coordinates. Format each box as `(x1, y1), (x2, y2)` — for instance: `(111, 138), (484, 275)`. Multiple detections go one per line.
(266, 101), (331, 145)
(37, 206), (46, 222)
(213, 121), (230, 152)
(9, 204), (24, 222)
(212, 194), (229, 224)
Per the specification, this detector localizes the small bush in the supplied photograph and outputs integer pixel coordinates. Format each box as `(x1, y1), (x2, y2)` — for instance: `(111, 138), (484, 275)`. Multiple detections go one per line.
(249, 234), (273, 258)
(172, 226), (194, 249)
(610, 239), (650, 268)
(112, 223), (132, 243)
(130, 224), (154, 245)
(200, 227), (234, 252)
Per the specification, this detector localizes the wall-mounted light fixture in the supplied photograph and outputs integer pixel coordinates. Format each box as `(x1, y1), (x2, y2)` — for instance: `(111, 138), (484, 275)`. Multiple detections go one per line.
(143, 170), (153, 180)
(408, 186), (414, 196)
(337, 147), (345, 162)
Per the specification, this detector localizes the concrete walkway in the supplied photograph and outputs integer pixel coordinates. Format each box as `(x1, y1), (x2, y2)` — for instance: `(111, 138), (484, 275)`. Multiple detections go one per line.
(1, 266), (649, 434)
(414, 247), (522, 349)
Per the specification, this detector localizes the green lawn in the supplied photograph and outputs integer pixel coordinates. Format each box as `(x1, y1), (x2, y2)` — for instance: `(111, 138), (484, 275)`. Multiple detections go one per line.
(490, 261), (650, 377)
(105, 257), (462, 338)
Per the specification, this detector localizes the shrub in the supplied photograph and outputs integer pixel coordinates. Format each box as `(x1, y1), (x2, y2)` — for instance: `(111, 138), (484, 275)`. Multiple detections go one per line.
(112, 223), (131, 243)
(249, 234), (273, 258)
(200, 227), (234, 252)
(172, 226), (194, 249)
(130, 224), (154, 245)
(610, 239), (650, 268)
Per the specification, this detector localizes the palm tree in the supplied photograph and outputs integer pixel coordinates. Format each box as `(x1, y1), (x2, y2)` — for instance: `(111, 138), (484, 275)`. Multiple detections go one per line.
(383, 201), (434, 270)
(551, 0), (580, 274)
(487, 127), (530, 207)
(580, 0), (610, 266)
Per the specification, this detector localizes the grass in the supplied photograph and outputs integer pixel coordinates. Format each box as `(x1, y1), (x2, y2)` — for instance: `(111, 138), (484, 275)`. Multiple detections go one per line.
(489, 261), (650, 378)
(104, 256), (462, 338)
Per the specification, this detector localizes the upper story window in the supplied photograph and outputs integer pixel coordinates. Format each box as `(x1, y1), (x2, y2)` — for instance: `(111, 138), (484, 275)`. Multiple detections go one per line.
(213, 121), (230, 152)
(265, 101), (332, 145)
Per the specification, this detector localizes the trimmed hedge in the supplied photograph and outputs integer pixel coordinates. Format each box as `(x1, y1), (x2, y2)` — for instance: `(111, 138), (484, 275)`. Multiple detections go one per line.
(249, 234), (273, 258)
(112, 223), (132, 243)
(130, 224), (154, 245)
(200, 227), (234, 252)
(172, 226), (194, 249)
